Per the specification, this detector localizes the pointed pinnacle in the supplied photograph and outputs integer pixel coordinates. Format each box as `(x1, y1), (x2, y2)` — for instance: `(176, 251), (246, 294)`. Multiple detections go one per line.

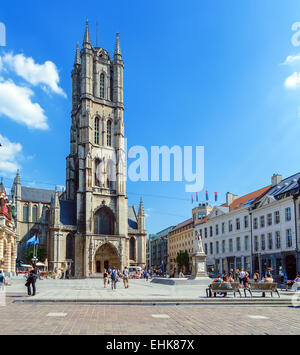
(74, 42), (80, 65)
(83, 19), (91, 45)
(114, 32), (122, 56)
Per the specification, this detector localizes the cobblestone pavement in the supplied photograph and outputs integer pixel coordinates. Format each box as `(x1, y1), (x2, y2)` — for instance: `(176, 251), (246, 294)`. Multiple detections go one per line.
(4, 277), (295, 301)
(1, 296), (300, 335)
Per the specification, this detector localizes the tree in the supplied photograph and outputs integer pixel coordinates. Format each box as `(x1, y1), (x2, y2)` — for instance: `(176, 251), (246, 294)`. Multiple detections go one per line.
(24, 246), (46, 263)
(176, 250), (190, 273)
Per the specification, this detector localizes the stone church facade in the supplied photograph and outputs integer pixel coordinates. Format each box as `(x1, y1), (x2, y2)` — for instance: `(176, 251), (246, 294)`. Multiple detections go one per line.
(10, 21), (147, 278)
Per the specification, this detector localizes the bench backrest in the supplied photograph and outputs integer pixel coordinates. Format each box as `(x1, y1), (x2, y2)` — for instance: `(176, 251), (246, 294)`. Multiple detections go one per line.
(249, 282), (277, 291)
(211, 282), (240, 291)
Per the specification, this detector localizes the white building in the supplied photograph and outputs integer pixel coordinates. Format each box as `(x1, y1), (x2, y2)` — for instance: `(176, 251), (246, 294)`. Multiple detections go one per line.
(194, 173), (300, 279)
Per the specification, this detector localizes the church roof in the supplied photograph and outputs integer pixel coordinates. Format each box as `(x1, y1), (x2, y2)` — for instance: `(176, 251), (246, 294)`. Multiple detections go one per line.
(59, 200), (77, 226)
(128, 205), (138, 230)
(21, 186), (55, 203)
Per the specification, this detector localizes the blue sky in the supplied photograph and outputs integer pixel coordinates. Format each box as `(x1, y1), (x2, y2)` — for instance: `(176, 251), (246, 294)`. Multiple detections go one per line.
(1, 0), (300, 234)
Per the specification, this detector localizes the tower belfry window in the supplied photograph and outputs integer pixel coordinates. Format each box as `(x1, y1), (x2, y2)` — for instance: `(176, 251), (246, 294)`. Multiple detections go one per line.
(100, 73), (105, 98)
(94, 117), (100, 145)
(107, 120), (112, 146)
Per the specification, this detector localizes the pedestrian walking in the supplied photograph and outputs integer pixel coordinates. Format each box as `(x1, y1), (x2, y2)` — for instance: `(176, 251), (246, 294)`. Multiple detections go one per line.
(0, 270), (6, 291)
(123, 267), (129, 288)
(103, 269), (108, 288)
(25, 263), (38, 296)
(110, 267), (118, 290)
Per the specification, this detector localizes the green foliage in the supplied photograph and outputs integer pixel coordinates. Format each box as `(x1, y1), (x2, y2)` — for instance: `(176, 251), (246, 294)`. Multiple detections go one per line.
(24, 246), (46, 263)
(176, 250), (190, 273)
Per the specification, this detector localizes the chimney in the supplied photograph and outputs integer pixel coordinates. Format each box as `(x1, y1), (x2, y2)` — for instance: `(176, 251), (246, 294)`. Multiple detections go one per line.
(226, 192), (238, 206)
(272, 174), (282, 187)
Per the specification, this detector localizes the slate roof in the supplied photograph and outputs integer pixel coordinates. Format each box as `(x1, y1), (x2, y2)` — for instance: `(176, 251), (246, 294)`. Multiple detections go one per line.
(21, 187), (55, 203)
(128, 206), (138, 230)
(59, 200), (77, 226)
(262, 173), (300, 199)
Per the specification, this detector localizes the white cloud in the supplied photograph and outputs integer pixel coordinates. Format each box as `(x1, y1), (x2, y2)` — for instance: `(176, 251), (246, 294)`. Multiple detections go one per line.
(284, 72), (300, 89)
(1, 53), (66, 97)
(282, 53), (300, 65)
(0, 79), (49, 130)
(0, 134), (22, 174)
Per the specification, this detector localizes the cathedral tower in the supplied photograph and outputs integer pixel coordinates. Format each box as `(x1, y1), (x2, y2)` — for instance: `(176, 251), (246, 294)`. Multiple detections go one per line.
(66, 21), (132, 278)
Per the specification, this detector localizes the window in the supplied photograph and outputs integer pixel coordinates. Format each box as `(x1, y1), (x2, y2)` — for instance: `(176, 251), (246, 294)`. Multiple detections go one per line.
(94, 207), (114, 235)
(216, 241), (219, 254)
(229, 220), (233, 232)
(222, 222), (225, 234)
(254, 236), (259, 251)
(94, 117), (100, 145)
(253, 218), (258, 229)
(274, 211), (280, 224)
(286, 229), (292, 248)
(261, 234), (265, 251)
(260, 216), (265, 228)
(210, 226), (213, 237)
(244, 235), (249, 251)
(285, 207), (291, 221)
(236, 237), (241, 251)
(268, 233), (273, 250)
(222, 240), (225, 253)
(107, 120), (112, 146)
(210, 243), (213, 255)
(94, 158), (101, 187)
(229, 239), (233, 252)
(244, 216), (249, 229)
(236, 218), (240, 230)
(100, 73), (105, 98)
(204, 244), (208, 255)
(32, 205), (38, 223)
(130, 237), (136, 260)
(204, 228), (207, 238)
(23, 204), (29, 222)
(275, 231), (281, 249)
(267, 213), (272, 226)
(215, 224), (219, 235)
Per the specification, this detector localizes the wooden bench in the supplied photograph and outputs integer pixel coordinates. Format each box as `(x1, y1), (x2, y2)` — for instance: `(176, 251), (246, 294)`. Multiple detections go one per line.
(244, 282), (280, 298)
(206, 282), (242, 298)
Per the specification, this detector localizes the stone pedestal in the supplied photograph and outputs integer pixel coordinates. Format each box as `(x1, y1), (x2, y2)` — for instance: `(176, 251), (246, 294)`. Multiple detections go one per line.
(190, 252), (210, 280)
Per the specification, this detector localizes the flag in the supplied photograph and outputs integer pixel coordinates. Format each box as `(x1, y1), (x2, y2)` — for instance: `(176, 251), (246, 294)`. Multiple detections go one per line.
(25, 235), (39, 246)
(205, 190), (209, 201)
(215, 192), (218, 202)
(196, 192), (198, 202)
(191, 194), (194, 204)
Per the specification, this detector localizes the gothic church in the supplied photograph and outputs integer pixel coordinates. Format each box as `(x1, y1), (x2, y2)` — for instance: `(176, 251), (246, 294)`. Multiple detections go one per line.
(10, 21), (147, 278)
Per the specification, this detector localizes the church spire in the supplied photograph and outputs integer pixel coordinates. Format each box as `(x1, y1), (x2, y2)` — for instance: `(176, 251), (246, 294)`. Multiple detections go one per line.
(114, 32), (122, 58)
(138, 197), (144, 216)
(74, 42), (80, 65)
(83, 19), (91, 47)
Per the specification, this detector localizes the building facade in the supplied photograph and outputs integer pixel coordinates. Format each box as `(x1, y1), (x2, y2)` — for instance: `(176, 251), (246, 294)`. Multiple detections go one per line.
(0, 182), (18, 275)
(10, 21), (147, 278)
(168, 218), (194, 275)
(194, 173), (300, 279)
(148, 226), (174, 272)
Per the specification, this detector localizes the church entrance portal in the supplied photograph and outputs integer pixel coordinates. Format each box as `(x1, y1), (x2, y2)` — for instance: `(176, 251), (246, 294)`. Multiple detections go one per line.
(94, 243), (120, 273)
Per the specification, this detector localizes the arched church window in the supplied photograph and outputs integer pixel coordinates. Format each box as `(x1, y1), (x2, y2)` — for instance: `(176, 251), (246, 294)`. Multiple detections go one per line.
(94, 207), (114, 235)
(100, 73), (105, 99)
(107, 120), (112, 147)
(23, 204), (29, 222)
(94, 117), (100, 145)
(95, 158), (101, 187)
(45, 207), (50, 223)
(32, 205), (38, 223)
(130, 237), (136, 260)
